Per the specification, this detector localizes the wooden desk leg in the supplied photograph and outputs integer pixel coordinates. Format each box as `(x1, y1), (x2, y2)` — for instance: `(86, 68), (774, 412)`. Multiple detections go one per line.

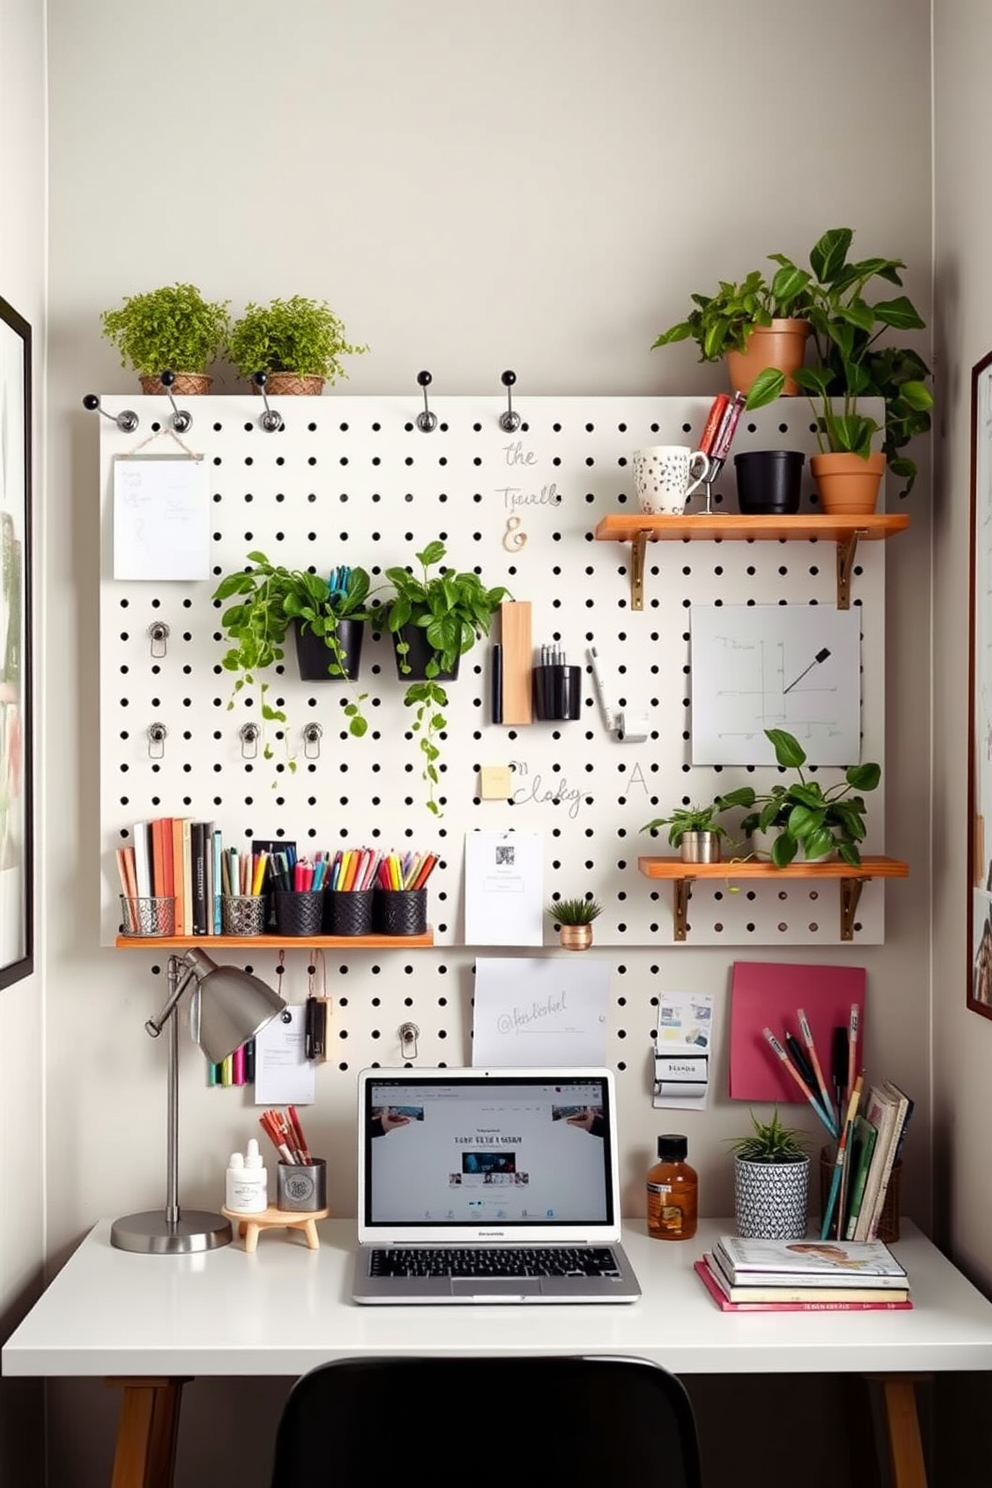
(865, 1374), (930, 1488)
(105, 1377), (190, 1488)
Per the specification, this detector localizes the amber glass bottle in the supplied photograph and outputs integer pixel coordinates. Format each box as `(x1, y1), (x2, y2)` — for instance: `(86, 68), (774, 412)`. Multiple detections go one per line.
(646, 1133), (698, 1240)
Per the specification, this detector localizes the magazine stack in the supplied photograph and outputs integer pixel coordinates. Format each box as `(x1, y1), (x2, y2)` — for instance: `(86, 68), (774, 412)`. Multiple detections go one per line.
(695, 1234), (912, 1312)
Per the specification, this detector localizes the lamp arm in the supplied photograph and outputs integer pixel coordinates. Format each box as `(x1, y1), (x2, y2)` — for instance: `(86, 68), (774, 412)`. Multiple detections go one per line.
(145, 956), (199, 1039)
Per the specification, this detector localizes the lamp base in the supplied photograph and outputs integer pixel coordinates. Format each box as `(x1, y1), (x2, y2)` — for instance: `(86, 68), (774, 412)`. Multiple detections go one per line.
(110, 1208), (233, 1255)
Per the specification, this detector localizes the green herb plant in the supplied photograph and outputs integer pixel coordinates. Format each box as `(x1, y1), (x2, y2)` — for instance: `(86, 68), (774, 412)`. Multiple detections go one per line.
(383, 541), (510, 817)
(651, 264), (812, 363)
(227, 296), (368, 382)
(277, 563), (372, 737)
(100, 282), (230, 376)
(743, 227), (932, 494)
(640, 791), (754, 849)
(735, 726), (881, 867)
(728, 1108), (811, 1164)
(547, 896), (603, 926)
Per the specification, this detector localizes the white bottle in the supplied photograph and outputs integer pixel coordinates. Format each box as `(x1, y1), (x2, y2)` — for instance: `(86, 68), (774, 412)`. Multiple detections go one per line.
(225, 1139), (268, 1213)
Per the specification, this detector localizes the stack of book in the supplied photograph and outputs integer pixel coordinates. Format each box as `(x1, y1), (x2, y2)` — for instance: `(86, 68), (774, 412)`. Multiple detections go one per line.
(695, 1235), (912, 1312)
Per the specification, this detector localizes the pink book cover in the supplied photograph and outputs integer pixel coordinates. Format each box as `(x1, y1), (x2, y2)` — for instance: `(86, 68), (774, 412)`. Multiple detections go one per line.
(694, 1261), (911, 1313)
(728, 960), (866, 1103)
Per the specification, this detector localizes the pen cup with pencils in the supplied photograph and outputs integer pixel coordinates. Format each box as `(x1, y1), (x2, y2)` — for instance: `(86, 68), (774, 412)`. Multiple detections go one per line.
(819, 1145), (901, 1243)
(372, 888), (428, 937)
(221, 894), (267, 937)
(533, 664), (582, 721)
(274, 889), (325, 938)
(323, 888), (374, 937)
(119, 895), (176, 937)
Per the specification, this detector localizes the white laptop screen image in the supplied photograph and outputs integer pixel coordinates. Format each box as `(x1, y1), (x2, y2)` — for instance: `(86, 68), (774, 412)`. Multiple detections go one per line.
(354, 1067), (641, 1304)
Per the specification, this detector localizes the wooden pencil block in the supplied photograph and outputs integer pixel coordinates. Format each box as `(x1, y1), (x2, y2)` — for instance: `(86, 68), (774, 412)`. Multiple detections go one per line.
(500, 600), (532, 725)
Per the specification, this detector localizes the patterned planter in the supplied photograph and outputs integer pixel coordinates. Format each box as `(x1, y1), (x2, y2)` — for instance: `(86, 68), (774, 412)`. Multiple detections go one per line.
(734, 1155), (810, 1239)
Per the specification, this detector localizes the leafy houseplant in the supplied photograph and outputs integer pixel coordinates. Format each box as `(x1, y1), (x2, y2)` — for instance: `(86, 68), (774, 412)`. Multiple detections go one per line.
(641, 791), (753, 863)
(744, 227), (932, 496)
(729, 1108), (812, 1240)
(736, 727), (881, 867)
(547, 896), (603, 951)
(100, 282), (230, 391)
(383, 541), (510, 817)
(652, 265), (811, 363)
(227, 296), (368, 393)
(278, 563), (372, 737)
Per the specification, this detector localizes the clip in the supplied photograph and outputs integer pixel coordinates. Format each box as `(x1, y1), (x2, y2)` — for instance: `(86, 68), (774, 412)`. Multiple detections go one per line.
(82, 394), (139, 434)
(252, 372), (284, 432)
(415, 370), (437, 432)
(147, 621), (170, 658)
(499, 369), (521, 433)
(159, 371), (193, 434)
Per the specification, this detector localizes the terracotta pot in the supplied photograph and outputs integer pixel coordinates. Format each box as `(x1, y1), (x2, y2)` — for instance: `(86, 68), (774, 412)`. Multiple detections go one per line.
(139, 372), (212, 395)
(251, 373), (325, 396)
(725, 319), (810, 398)
(558, 923), (593, 951)
(810, 452), (885, 515)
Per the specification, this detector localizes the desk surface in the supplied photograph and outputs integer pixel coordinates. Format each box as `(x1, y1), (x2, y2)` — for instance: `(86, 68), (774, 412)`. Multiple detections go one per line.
(5, 1218), (992, 1380)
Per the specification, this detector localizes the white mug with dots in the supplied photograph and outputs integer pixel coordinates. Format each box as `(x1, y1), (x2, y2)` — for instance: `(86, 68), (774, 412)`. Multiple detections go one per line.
(633, 445), (711, 515)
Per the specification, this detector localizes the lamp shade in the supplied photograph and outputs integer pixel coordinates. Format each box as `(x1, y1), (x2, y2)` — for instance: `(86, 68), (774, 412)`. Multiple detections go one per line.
(183, 947), (285, 1063)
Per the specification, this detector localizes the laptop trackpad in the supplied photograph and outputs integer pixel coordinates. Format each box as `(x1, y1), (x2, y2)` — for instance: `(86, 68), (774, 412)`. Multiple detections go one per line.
(451, 1279), (542, 1298)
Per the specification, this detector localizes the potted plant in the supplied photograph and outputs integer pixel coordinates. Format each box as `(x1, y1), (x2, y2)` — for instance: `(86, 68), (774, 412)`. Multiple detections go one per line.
(640, 790), (753, 863)
(736, 727), (881, 866)
(547, 896), (603, 951)
(227, 295), (368, 395)
(729, 1108), (812, 1239)
(652, 263), (812, 397)
(383, 540), (510, 816)
(744, 227), (933, 506)
(100, 282), (230, 394)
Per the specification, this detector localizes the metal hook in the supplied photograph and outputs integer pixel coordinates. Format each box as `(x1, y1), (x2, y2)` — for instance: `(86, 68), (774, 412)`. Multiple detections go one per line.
(399, 1021), (420, 1060)
(147, 723), (167, 760)
(252, 372), (284, 433)
(239, 722), (260, 759)
(159, 371), (193, 434)
(147, 621), (170, 658)
(499, 369), (521, 433)
(416, 370), (437, 433)
(302, 721), (323, 759)
(82, 394), (139, 434)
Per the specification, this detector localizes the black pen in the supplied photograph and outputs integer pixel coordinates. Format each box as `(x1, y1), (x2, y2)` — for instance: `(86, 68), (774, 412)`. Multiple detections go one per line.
(784, 1031), (816, 1091)
(491, 644), (503, 724)
(831, 1025), (849, 1133)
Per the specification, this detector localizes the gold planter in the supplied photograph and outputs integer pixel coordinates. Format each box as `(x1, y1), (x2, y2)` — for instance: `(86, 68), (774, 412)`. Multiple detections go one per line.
(558, 923), (593, 951)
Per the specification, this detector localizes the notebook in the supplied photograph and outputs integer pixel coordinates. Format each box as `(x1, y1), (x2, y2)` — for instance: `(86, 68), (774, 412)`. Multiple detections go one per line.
(353, 1067), (642, 1304)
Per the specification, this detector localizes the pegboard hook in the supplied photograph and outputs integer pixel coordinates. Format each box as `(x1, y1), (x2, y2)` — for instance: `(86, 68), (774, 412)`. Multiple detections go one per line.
(147, 621), (170, 658)
(399, 1021), (420, 1060)
(499, 369), (521, 433)
(415, 370), (437, 433)
(302, 721), (323, 759)
(252, 372), (284, 433)
(159, 371), (193, 435)
(82, 394), (139, 434)
(147, 723), (167, 760)
(239, 722), (260, 759)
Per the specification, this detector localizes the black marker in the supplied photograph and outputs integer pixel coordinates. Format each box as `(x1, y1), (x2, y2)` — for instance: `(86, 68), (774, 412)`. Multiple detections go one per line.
(491, 644), (503, 724)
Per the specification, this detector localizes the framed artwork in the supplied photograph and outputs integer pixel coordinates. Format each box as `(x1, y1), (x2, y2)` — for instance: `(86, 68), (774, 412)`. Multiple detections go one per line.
(0, 294), (32, 990)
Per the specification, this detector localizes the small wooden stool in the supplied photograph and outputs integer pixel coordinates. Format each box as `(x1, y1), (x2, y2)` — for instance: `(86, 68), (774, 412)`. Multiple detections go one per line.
(221, 1205), (330, 1253)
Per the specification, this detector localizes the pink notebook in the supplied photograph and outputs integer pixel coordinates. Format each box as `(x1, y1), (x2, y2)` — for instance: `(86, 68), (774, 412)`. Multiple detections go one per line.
(728, 960), (866, 1103)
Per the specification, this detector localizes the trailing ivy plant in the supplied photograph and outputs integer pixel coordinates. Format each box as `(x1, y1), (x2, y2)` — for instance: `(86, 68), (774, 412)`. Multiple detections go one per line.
(383, 540), (510, 816)
(212, 554), (295, 771)
(278, 564), (372, 737)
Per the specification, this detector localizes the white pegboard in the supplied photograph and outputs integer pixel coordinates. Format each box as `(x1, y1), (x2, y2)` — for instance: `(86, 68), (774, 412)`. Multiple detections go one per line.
(99, 393), (892, 951)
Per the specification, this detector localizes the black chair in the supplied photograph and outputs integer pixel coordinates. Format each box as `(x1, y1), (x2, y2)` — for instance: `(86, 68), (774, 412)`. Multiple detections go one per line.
(269, 1353), (702, 1487)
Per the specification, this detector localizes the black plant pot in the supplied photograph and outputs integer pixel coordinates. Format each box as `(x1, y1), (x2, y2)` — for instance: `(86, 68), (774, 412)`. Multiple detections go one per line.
(294, 617), (364, 682)
(734, 450), (805, 515)
(392, 624), (460, 683)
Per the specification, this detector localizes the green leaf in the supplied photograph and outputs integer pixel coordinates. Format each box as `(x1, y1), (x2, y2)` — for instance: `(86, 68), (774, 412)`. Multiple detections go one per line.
(771, 833), (798, 867)
(744, 367), (785, 411)
(765, 727), (807, 768)
(873, 295), (926, 332)
(809, 228), (853, 284)
(846, 761), (881, 791)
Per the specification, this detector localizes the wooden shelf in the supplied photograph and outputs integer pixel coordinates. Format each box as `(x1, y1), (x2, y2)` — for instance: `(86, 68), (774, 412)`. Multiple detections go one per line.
(594, 512), (910, 610)
(114, 931), (435, 950)
(637, 856), (908, 942)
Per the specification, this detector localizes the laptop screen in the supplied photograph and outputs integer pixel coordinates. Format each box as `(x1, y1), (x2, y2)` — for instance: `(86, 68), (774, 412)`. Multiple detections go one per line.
(360, 1071), (617, 1231)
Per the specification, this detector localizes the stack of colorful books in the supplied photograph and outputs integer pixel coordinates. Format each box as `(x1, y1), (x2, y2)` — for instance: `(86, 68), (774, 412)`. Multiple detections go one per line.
(695, 1234), (912, 1312)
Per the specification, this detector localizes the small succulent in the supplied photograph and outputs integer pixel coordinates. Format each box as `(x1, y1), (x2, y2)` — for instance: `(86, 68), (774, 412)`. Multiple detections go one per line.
(728, 1108), (810, 1164)
(547, 896), (603, 926)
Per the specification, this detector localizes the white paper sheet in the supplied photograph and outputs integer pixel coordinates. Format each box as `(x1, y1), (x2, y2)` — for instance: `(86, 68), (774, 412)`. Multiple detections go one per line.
(253, 1005), (315, 1105)
(472, 956), (609, 1066)
(113, 455), (210, 580)
(653, 991), (715, 1110)
(463, 830), (544, 946)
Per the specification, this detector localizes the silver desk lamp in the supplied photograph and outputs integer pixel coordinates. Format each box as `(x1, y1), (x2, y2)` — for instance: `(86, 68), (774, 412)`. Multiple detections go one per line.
(111, 947), (285, 1255)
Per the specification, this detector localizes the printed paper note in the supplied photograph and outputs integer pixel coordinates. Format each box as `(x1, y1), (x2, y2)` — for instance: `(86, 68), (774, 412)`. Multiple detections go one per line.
(472, 956), (609, 1067)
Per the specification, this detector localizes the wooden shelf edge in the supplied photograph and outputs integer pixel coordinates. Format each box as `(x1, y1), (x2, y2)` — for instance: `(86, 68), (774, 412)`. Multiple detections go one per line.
(594, 512), (910, 543)
(114, 931), (435, 950)
(637, 855), (909, 881)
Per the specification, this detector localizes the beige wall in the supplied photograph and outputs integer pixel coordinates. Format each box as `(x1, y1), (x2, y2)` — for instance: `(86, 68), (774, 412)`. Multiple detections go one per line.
(3, 0), (963, 1483)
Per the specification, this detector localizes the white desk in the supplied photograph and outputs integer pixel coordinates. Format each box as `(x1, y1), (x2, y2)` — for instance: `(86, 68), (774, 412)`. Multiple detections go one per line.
(5, 1217), (992, 1488)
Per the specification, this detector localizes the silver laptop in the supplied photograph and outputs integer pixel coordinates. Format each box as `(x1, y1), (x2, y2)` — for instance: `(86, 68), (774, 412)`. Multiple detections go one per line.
(353, 1066), (641, 1304)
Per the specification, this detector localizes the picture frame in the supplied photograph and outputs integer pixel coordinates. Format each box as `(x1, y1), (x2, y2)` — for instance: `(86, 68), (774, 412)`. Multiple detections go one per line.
(0, 294), (33, 990)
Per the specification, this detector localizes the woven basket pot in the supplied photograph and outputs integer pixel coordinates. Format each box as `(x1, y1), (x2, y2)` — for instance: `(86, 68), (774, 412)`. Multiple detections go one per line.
(725, 319), (810, 398)
(251, 373), (325, 396)
(139, 372), (212, 395)
(734, 1155), (810, 1239)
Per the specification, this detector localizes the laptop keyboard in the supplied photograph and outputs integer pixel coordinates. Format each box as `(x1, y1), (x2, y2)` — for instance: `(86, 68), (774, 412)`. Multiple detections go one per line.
(370, 1246), (622, 1278)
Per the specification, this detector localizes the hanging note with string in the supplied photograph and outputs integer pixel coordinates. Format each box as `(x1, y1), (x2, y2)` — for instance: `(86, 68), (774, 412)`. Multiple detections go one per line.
(113, 450), (209, 580)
